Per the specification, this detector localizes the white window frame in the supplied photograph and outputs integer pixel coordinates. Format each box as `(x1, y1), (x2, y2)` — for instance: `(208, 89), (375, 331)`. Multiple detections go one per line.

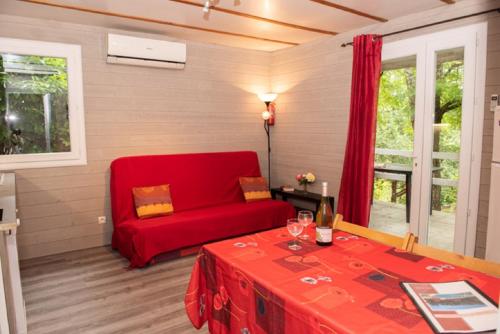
(0, 37), (86, 170)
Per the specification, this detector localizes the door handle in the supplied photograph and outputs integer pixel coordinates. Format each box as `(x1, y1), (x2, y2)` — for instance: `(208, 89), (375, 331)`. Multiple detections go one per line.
(412, 155), (418, 167)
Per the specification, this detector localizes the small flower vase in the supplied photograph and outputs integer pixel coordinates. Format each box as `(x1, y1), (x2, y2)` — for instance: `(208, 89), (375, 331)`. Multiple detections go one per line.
(303, 183), (308, 192)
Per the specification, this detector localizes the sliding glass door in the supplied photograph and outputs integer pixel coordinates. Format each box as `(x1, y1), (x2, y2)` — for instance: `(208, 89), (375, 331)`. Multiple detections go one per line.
(370, 23), (487, 255)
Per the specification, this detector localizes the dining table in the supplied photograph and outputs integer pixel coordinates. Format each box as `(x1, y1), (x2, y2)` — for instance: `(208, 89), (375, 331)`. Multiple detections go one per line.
(374, 163), (443, 223)
(184, 226), (499, 334)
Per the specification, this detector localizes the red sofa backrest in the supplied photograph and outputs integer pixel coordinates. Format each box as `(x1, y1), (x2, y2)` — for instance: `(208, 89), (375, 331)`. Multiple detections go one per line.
(110, 151), (262, 225)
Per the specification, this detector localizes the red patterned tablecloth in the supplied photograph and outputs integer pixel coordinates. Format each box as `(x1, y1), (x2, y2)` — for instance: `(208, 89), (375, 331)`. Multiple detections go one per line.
(184, 227), (499, 334)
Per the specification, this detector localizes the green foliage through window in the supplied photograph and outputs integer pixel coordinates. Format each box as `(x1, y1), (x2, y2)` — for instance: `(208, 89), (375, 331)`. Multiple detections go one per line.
(374, 49), (464, 213)
(0, 54), (70, 155)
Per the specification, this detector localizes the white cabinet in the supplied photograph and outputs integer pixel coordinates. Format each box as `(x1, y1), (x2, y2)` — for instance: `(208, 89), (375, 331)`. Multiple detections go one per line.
(486, 164), (500, 262)
(0, 173), (26, 334)
(493, 106), (500, 163)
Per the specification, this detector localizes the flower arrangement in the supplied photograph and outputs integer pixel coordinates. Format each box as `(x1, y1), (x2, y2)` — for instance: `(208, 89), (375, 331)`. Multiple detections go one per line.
(296, 172), (316, 192)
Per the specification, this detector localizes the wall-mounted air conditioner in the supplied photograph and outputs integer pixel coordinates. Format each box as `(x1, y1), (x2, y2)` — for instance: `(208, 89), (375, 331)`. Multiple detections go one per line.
(107, 33), (186, 69)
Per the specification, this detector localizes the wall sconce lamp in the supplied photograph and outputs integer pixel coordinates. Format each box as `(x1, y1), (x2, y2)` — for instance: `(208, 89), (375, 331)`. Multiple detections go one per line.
(259, 93), (278, 107)
(258, 93), (278, 188)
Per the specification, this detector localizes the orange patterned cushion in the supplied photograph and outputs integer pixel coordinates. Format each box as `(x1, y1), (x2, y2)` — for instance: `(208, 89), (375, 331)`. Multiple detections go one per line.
(132, 184), (174, 219)
(239, 177), (271, 202)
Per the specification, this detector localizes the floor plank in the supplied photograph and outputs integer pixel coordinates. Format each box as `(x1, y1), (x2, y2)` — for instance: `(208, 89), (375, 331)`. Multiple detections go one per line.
(20, 246), (209, 334)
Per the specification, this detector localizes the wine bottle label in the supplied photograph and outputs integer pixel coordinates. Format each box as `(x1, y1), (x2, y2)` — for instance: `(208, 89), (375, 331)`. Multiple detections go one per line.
(316, 227), (332, 243)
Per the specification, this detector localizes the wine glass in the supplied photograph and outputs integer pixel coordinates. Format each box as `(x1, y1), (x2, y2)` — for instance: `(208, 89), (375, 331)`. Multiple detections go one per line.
(298, 210), (314, 240)
(287, 218), (304, 250)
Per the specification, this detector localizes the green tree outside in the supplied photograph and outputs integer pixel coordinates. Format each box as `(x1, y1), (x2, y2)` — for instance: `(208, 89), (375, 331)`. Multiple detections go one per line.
(374, 51), (464, 213)
(0, 54), (70, 154)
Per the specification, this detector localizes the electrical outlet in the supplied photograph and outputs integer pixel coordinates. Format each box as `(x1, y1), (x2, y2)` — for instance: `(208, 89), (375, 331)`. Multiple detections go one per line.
(98, 216), (107, 225)
(491, 94), (499, 112)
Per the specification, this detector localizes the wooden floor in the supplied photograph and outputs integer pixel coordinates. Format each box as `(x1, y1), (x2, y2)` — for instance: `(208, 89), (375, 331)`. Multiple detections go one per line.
(20, 246), (209, 334)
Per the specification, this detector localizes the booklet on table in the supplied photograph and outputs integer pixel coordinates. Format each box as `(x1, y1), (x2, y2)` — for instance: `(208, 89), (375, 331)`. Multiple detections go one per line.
(401, 280), (498, 333)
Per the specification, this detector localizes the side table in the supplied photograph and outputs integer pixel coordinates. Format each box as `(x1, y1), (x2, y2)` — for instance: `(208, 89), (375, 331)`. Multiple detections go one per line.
(271, 188), (335, 217)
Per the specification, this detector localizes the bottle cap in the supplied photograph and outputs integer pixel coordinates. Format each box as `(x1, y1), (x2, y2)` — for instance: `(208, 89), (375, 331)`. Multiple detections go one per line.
(321, 182), (328, 196)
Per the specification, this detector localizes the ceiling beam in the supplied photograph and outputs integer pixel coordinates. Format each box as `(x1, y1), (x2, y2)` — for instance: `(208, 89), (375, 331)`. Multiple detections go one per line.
(170, 0), (337, 35)
(309, 0), (388, 22)
(440, 0), (456, 3)
(19, 0), (299, 46)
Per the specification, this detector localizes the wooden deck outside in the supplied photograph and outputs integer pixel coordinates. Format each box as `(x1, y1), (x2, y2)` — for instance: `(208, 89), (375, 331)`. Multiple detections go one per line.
(370, 200), (455, 251)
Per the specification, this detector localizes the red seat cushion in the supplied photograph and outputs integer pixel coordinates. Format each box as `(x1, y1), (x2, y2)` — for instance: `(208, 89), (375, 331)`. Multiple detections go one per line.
(113, 200), (295, 268)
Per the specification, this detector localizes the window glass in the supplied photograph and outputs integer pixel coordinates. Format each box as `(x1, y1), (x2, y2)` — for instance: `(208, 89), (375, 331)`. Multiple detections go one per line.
(0, 54), (70, 155)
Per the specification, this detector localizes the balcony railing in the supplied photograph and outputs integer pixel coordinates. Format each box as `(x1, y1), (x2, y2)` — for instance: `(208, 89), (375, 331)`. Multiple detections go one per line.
(374, 148), (458, 187)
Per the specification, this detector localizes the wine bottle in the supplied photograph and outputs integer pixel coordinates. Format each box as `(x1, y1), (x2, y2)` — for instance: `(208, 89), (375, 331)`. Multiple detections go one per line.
(316, 182), (333, 246)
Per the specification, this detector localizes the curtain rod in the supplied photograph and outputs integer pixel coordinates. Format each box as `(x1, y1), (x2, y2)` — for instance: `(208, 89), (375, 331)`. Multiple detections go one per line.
(340, 8), (500, 47)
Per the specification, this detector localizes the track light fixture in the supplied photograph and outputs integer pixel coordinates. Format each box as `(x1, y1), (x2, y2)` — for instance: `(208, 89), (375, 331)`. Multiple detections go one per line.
(202, 0), (240, 14)
(203, 0), (211, 13)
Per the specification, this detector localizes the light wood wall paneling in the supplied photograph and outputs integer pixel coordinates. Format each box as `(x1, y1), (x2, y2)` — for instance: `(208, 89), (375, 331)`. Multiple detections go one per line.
(0, 13), (272, 259)
(2, 0), (499, 260)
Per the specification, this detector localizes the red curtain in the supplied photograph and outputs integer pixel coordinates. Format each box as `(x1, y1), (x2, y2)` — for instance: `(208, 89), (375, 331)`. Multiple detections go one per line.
(337, 35), (383, 227)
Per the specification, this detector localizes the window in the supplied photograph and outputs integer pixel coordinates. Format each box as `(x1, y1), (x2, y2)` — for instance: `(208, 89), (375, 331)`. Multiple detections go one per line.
(0, 38), (86, 169)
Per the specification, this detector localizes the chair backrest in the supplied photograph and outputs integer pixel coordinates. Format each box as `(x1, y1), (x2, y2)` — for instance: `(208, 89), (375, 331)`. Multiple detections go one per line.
(110, 151), (262, 225)
(333, 214), (410, 249)
(406, 240), (500, 278)
(335, 214), (500, 277)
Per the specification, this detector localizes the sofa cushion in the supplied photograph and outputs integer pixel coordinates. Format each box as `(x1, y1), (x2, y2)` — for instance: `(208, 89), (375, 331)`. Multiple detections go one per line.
(113, 200), (295, 268)
(133, 184), (173, 219)
(239, 176), (271, 202)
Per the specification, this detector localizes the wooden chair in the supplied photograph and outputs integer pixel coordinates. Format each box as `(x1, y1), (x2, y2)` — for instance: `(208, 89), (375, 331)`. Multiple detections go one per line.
(405, 237), (500, 278)
(333, 214), (412, 250)
(333, 214), (500, 277)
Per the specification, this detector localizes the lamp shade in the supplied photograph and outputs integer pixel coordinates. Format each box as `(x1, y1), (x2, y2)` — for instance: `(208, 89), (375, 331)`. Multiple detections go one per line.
(258, 93), (278, 103)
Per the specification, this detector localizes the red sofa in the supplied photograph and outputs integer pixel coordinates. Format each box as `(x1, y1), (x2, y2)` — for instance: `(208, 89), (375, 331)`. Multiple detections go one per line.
(110, 151), (295, 268)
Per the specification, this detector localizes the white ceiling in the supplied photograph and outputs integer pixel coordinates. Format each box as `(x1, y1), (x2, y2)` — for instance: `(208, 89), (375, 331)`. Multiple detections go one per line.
(0, 0), (457, 51)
